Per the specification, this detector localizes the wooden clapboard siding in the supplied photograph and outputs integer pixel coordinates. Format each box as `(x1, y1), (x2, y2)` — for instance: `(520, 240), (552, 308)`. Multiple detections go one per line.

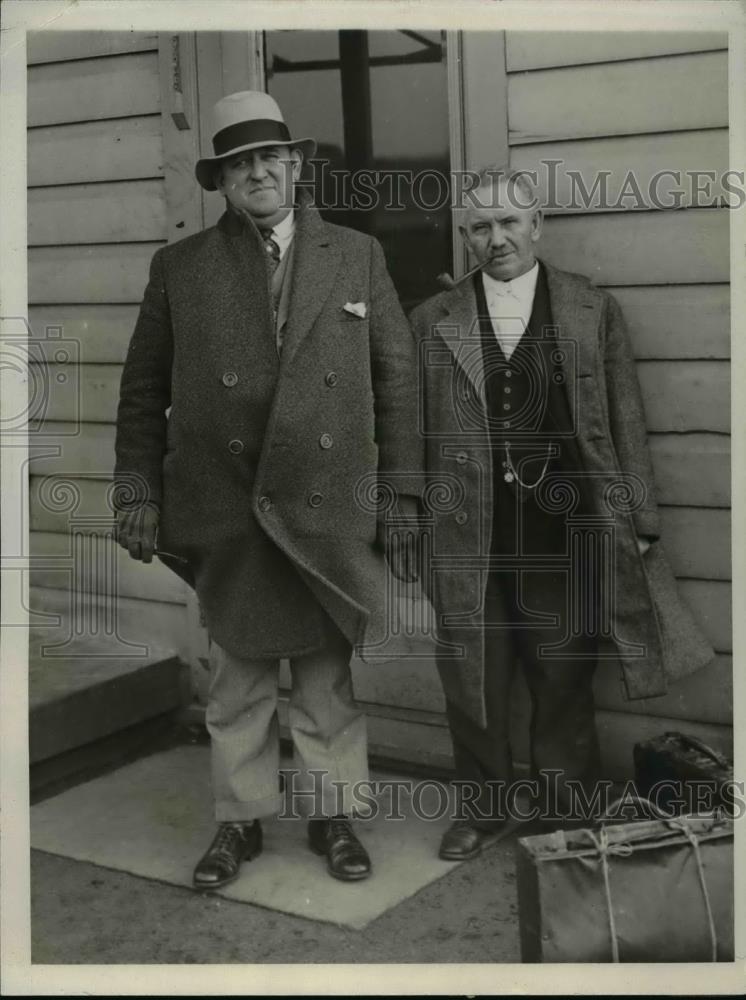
(659, 507), (731, 581)
(27, 31), (158, 65)
(28, 306), (139, 364)
(30, 530), (187, 605)
(508, 51), (727, 144)
(677, 580), (732, 653)
(351, 655), (445, 714)
(29, 243), (160, 303)
(649, 434), (730, 508)
(592, 655), (732, 726)
(28, 181), (167, 246)
(28, 117), (164, 188)
(29, 586), (190, 662)
(30, 477), (116, 533)
(540, 209), (728, 286)
(506, 31), (728, 72)
(609, 285), (730, 360)
(29, 423), (116, 477)
(43, 364), (122, 424)
(636, 361), (729, 434)
(511, 130), (730, 213)
(28, 52), (161, 127)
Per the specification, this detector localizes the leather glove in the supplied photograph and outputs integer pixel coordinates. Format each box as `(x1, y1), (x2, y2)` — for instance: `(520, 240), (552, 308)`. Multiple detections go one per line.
(116, 504), (159, 563)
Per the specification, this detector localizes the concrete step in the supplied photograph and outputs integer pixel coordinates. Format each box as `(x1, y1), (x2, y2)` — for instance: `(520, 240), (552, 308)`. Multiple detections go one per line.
(30, 633), (191, 766)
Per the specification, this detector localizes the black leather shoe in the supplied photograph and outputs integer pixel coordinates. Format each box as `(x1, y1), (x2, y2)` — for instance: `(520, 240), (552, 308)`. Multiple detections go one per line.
(308, 816), (371, 881)
(193, 821), (262, 889)
(438, 820), (485, 861)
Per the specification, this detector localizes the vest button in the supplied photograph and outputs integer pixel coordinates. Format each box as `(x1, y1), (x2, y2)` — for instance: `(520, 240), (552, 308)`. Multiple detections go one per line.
(258, 495), (272, 513)
(308, 491), (324, 508)
(455, 451), (468, 465)
(222, 371), (238, 387)
(455, 511), (468, 525)
(319, 433), (333, 450)
(228, 438), (244, 455)
(505, 371), (512, 379)
(325, 371), (339, 387)
(503, 403), (511, 411)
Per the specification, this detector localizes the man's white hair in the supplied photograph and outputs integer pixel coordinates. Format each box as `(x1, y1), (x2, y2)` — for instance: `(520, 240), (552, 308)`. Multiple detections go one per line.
(462, 164), (540, 214)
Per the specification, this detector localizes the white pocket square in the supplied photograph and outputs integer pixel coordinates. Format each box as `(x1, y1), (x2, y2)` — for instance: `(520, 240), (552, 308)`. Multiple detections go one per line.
(343, 301), (367, 319)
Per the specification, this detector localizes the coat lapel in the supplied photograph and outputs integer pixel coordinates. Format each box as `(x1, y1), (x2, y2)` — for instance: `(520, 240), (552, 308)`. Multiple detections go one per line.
(435, 279), (487, 407)
(281, 193), (341, 365)
(542, 259), (603, 431)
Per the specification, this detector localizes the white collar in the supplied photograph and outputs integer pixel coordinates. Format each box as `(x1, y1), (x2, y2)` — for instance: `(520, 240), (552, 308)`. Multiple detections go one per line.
(271, 210), (296, 241)
(482, 261), (539, 301)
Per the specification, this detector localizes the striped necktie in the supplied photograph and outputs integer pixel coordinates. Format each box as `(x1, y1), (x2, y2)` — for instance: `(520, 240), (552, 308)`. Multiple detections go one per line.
(258, 226), (281, 275)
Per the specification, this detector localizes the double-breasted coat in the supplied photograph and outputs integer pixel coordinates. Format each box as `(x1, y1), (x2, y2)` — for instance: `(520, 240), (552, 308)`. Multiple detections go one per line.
(115, 195), (422, 660)
(409, 260), (714, 728)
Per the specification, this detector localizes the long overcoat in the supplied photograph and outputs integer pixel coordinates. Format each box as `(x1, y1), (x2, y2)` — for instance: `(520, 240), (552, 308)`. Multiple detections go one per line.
(115, 196), (422, 660)
(409, 259), (714, 727)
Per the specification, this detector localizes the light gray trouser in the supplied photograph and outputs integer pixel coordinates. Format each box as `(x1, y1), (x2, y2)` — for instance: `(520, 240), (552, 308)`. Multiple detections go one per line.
(206, 618), (369, 821)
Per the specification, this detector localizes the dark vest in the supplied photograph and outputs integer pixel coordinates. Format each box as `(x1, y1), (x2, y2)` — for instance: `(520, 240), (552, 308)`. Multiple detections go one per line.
(475, 264), (588, 554)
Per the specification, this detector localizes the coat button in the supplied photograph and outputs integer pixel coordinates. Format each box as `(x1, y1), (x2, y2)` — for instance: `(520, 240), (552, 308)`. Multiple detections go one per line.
(325, 371), (338, 387)
(455, 511), (468, 525)
(228, 438), (244, 454)
(257, 495), (272, 513)
(455, 451), (468, 465)
(319, 433), (333, 450)
(222, 371), (238, 387)
(308, 491), (324, 508)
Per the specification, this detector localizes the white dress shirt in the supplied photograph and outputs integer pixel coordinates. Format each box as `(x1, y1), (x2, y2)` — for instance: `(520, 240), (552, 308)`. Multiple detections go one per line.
(481, 261), (539, 360)
(264, 210), (295, 261)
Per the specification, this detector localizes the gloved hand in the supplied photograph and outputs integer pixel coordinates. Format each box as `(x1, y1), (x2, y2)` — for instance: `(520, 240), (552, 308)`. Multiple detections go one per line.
(116, 504), (160, 563)
(380, 495), (421, 583)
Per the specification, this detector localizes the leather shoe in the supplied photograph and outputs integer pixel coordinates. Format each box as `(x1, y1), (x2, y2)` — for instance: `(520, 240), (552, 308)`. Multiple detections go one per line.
(193, 820), (262, 889)
(308, 816), (371, 881)
(438, 820), (485, 861)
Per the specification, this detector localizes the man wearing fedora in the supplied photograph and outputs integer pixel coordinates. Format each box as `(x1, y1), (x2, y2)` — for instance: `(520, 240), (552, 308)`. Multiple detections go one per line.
(115, 91), (421, 887)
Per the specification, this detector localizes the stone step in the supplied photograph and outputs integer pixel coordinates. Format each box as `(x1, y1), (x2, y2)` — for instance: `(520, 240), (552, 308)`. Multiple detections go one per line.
(30, 634), (191, 766)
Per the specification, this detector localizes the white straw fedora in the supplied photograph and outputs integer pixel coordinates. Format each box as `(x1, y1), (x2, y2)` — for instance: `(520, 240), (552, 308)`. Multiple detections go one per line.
(195, 90), (316, 191)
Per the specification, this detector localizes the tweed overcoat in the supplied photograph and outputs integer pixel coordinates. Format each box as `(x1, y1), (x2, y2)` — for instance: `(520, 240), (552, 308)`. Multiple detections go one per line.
(409, 259), (714, 727)
(114, 197), (422, 659)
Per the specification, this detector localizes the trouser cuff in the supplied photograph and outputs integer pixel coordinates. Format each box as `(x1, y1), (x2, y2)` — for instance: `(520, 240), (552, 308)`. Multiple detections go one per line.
(215, 791), (284, 822)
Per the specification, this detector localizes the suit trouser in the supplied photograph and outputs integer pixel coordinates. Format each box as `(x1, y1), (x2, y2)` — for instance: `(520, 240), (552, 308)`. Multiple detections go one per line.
(206, 613), (368, 821)
(446, 568), (601, 826)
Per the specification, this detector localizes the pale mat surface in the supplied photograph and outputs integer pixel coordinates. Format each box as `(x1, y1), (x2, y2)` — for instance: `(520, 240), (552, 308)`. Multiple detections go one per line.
(31, 746), (514, 929)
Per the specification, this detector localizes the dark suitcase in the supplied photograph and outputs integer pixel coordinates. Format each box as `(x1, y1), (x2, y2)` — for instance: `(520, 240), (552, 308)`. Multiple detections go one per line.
(633, 731), (734, 815)
(516, 814), (734, 963)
